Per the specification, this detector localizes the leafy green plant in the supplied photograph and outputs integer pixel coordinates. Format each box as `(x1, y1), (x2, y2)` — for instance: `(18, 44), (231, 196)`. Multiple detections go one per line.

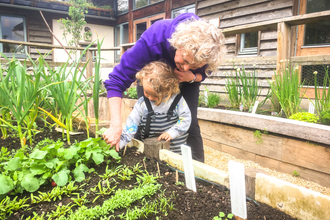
(46, 202), (76, 219)
(320, 108), (330, 125)
(58, 0), (89, 50)
(292, 170), (300, 177)
(207, 93), (221, 108)
(268, 63), (306, 118)
(72, 193), (89, 206)
(128, 87), (138, 99)
(213, 212), (234, 220)
(253, 129), (268, 144)
(289, 112), (319, 123)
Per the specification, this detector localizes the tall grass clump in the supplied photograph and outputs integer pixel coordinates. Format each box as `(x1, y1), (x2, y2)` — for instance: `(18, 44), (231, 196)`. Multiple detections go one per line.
(226, 65), (269, 111)
(269, 62), (307, 118)
(313, 66), (330, 115)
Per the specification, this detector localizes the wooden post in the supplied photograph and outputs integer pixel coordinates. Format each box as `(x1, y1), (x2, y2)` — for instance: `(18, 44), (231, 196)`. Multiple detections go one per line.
(86, 49), (93, 79)
(143, 137), (170, 160)
(245, 168), (268, 200)
(276, 22), (291, 74)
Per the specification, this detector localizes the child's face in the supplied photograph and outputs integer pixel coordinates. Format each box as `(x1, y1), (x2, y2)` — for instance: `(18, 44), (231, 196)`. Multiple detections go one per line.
(174, 49), (206, 72)
(142, 78), (159, 103)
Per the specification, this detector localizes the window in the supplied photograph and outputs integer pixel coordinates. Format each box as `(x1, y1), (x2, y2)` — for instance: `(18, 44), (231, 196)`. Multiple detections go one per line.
(133, 14), (165, 42)
(114, 23), (129, 63)
(0, 14), (27, 58)
(133, 0), (162, 10)
(80, 44), (96, 62)
(304, 0), (330, 46)
(239, 32), (258, 55)
(117, 0), (129, 15)
(172, 5), (195, 18)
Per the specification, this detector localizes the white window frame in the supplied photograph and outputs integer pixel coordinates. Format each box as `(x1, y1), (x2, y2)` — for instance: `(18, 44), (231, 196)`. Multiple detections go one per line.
(114, 22), (129, 63)
(133, 0), (164, 10)
(0, 14), (27, 58)
(171, 4), (195, 18)
(239, 33), (258, 55)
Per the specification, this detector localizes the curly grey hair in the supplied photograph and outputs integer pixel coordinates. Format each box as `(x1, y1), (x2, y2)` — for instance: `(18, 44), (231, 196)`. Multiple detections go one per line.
(168, 18), (227, 75)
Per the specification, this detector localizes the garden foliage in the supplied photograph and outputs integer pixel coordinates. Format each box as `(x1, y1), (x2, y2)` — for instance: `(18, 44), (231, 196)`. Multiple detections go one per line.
(289, 112), (319, 124)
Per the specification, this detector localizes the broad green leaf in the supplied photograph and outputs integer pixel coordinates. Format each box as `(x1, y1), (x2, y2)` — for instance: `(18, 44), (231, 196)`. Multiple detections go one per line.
(92, 152), (104, 165)
(63, 146), (78, 160)
(7, 157), (21, 171)
(21, 174), (40, 192)
(30, 162), (47, 175)
(30, 149), (48, 160)
(0, 174), (14, 194)
(42, 172), (51, 179)
(107, 149), (121, 160)
(45, 158), (60, 169)
(96, 127), (107, 135)
(52, 170), (68, 186)
(73, 164), (88, 182)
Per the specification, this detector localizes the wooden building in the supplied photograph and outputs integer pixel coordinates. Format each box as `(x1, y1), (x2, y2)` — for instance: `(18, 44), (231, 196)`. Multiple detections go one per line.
(0, 0), (116, 62)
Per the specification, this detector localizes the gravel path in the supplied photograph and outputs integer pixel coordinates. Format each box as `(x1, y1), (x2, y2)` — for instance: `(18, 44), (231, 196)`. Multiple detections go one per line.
(204, 145), (330, 196)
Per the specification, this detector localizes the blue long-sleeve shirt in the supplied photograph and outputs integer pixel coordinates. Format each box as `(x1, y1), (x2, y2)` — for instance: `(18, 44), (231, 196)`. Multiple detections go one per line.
(104, 13), (208, 98)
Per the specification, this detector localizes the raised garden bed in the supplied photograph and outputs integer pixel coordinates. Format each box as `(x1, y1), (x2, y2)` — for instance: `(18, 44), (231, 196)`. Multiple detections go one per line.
(1, 126), (298, 220)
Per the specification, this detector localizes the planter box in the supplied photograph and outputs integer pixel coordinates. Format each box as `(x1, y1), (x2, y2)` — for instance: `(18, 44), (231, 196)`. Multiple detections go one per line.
(197, 107), (330, 188)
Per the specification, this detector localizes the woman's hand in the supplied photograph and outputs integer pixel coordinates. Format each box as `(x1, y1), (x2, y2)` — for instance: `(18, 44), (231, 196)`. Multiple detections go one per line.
(174, 69), (195, 83)
(158, 132), (172, 142)
(103, 122), (122, 151)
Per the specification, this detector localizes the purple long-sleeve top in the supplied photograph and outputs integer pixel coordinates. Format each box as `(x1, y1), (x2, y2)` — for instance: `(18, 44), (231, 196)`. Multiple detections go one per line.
(104, 13), (208, 98)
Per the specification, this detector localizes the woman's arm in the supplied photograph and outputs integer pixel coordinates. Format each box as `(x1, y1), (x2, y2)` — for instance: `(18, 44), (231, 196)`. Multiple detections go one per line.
(103, 97), (122, 151)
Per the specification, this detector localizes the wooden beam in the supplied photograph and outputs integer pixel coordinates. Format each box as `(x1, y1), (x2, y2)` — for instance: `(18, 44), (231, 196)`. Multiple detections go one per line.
(290, 54), (330, 66)
(0, 39), (119, 51)
(222, 10), (330, 36)
(276, 22), (291, 74)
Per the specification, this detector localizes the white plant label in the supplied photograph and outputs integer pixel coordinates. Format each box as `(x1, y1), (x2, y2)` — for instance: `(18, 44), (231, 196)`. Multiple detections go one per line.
(181, 145), (197, 192)
(309, 101), (315, 114)
(251, 101), (259, 114)
(229, 160), (247, 219)
(204, 90), (208, 105)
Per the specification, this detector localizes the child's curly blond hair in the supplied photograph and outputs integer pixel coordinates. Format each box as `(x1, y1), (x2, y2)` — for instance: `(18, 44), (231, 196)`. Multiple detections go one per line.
(168, 17), (227, 75)
(136, 61), (180, 106)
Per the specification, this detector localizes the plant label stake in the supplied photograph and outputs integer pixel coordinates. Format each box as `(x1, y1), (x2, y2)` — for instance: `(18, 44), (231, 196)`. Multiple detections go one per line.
(228, 160), (247, 220)
(204, 90), (208, 104)
(181, 145), (196, 192)
(309, 101), (315, 114)
(251, 101), (259, 114)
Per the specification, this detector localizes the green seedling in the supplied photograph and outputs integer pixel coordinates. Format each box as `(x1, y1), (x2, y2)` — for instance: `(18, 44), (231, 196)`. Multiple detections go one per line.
(175, 181), (184, 186)
(0, 196), (29, 219)
(136, 171), (158, 185)
(292, 170), (300, 177)
(92, 179), (117, 203)
(46, 202), (76, 219)
(72, 193), (89, 206)
(213, 212), (234, 220)
(132, 163), (143, 174)
(99, 165), (122, 179)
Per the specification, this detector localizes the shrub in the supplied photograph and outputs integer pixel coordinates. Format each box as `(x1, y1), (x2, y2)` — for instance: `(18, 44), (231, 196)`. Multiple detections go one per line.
(289, 112), (319, 123)
(207, 93), (221, 108)
(320, 109), (330, 125)
(128, 87), (138, 99)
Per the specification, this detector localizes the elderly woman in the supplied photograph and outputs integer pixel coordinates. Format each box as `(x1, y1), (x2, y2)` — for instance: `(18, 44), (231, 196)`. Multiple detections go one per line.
(103, 13), (226, 163)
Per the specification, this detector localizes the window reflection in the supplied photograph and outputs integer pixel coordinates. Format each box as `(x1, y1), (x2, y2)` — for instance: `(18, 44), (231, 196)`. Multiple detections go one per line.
(1, 16), (25, 54)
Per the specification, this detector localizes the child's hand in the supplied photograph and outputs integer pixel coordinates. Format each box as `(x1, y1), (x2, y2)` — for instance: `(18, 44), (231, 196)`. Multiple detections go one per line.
(158, 132), (172, 142)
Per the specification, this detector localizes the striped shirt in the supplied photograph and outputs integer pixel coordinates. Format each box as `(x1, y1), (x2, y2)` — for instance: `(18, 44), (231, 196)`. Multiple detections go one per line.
(119, 94), (191, 154)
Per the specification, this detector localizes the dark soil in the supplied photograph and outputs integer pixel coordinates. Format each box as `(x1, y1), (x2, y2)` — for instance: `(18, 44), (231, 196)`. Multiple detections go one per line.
(2, 127), (297, 220)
